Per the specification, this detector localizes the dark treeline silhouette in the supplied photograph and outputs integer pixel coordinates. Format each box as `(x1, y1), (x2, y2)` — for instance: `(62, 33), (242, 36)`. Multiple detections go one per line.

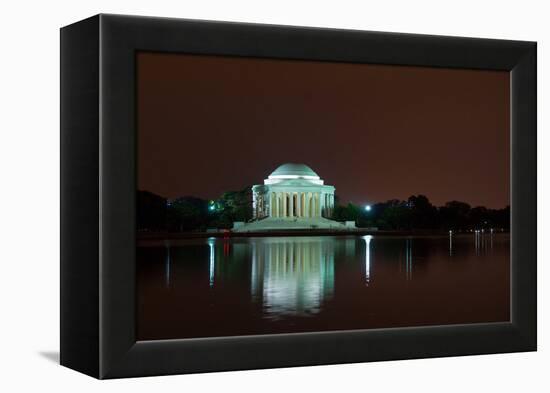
(138, 191), (509, 233)
(137, 188), (252, 232)
(333, 194), (509, 231)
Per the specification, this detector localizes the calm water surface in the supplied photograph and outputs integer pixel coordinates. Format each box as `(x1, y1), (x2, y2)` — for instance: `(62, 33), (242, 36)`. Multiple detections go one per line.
(137, 234), (509, 340)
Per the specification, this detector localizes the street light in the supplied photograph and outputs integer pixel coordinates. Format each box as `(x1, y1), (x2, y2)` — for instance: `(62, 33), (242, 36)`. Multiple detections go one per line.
(364, 205), (372, 212)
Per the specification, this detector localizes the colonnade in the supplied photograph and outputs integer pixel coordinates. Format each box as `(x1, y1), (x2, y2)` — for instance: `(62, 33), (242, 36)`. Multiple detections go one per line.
(267, 191), (334, 218)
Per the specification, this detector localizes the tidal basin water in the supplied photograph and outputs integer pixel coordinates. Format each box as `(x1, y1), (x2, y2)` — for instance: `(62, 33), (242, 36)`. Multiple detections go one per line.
(137, 234), (510, 340)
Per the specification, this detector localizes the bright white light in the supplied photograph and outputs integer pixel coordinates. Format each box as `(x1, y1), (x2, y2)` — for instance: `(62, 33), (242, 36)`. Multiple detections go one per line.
(363, 235), (373, 285)
(365, 205), (372, 212)
(208, 238), (215, 288)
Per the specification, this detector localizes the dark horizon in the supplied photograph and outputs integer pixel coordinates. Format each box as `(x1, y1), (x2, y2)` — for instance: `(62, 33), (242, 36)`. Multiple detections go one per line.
(138, 52), (510, 209)
(138, 187), (509, 211)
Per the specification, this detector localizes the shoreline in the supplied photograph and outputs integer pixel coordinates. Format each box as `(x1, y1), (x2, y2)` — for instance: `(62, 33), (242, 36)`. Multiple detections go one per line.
(137, 229), (508, 240)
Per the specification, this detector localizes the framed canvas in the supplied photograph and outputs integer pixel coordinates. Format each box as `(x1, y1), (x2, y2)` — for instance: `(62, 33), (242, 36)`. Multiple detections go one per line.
(60, 14), (536, 379)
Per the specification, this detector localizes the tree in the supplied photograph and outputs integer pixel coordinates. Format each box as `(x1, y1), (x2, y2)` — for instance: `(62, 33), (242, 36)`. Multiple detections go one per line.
(137, 190), (167, 231)
(333, 202), (361, 222)
(407, 195), (438, 229)
(166, 196), (209, 231)
(380, 201), (410, 230)
(468, 206), (491, 229)
(492, 206), (510, 230)
(211, 187), (253, 228)
(439, 201), (471, 230)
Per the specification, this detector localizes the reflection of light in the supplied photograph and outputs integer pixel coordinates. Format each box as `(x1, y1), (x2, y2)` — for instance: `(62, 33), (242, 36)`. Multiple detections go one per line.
(208, 237), (215, 287)
(250, 237), (335, 319)
(364, 205), (372, 212)
(473, 229), (493, 254)
(405, 238), (412, 280)
(363, 235), (373, 286)
(165, 241), (171, 288)
(474, 229), (482, 255)
(223, 238), (230, 256)
(449, 231), (453, 257)
(251, 242), (257, 296)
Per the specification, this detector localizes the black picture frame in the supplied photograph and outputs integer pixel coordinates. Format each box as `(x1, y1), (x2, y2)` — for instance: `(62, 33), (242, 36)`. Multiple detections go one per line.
(60, 14), (536, 379)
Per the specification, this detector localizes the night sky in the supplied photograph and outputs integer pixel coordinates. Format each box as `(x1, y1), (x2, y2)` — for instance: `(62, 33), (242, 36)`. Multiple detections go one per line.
(137, 52), (510, 208)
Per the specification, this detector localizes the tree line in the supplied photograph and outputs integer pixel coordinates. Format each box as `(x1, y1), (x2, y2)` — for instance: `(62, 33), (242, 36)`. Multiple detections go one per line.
(138, 190), (509, 233)
(138, 188), (252, 232)
(333, 194), (509, 231)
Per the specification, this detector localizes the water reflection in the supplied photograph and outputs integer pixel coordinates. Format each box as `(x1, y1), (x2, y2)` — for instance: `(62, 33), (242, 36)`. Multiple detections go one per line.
(403, 238), (413, 280)
(137, 233), (510, 340)
(364, 235), (372, 286)
(474, 230), (494, 255)
(208, 237), (215, 288)
(164, 241), (171, 288)
(250, 237), (335, 319)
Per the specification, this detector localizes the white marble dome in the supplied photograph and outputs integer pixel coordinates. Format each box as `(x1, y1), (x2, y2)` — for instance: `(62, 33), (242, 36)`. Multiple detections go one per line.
(266, 163), (323, 186)
(268, 163), (319, 180)
(250, 163), (335, 221)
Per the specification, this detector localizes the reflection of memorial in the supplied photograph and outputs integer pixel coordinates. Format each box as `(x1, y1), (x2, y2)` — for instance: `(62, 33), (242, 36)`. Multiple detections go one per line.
(201, 236), (374, 318)
(251, 237), (335, 319)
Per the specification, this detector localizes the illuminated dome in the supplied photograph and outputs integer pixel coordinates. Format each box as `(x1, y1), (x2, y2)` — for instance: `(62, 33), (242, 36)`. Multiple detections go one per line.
(233, 163), (355, 232)
(269, 163), (319, 180)
(246, 162), (335, 223)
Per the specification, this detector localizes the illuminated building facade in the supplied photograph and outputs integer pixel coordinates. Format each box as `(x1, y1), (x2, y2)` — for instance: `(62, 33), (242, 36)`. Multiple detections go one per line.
(251, 163), (335, 220)
(233, 163), (355, 232)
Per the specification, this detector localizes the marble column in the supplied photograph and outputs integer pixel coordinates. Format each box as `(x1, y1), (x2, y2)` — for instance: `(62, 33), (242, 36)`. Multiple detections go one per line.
(315, 193), (320, 217)
(289, 192), (294, 217)
(312, 192), (319, 217)
(313, 193), (317, 217)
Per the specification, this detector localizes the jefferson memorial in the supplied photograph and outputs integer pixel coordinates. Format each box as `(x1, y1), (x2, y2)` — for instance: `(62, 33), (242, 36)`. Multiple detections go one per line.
(233, 163), (355, 232)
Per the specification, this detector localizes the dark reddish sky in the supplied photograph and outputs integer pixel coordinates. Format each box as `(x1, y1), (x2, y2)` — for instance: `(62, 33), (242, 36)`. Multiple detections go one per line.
(137, 52), (510, 208)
